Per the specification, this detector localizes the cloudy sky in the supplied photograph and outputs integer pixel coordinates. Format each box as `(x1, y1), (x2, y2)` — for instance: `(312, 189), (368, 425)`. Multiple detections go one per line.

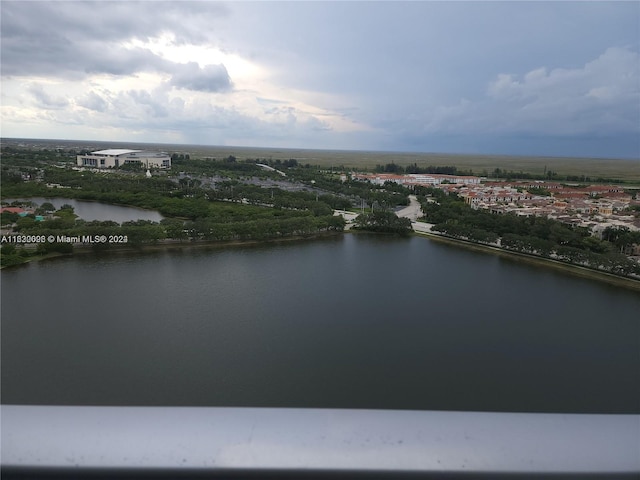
(1, 1), (638, 158)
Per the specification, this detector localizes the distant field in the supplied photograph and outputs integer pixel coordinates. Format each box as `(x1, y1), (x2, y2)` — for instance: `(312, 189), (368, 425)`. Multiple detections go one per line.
(147, 144), (640, 181)
(3, 138), (640, 183)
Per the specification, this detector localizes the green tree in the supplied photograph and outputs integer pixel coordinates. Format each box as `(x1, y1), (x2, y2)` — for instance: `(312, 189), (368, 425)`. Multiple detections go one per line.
(354, 211), (412, 235)
(161, 218), (188, 241)
(0, 211), (19, 225)
(14, 216), (36, 231)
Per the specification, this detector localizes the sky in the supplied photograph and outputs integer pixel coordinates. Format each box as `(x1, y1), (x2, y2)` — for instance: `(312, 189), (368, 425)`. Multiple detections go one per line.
(1, 1), (639, 158)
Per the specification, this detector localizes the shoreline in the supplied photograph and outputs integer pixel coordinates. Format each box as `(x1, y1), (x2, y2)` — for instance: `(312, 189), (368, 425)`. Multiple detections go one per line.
(3, 228), (640, 291)
(0, 232), (342, 269)
(412, 229), (640, 292)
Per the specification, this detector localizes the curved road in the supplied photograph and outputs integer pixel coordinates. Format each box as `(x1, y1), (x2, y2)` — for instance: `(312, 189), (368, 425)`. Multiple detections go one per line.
(395, 195), (422, 221)
(335, 195), (435, 233)
(395, 195), (435, 234)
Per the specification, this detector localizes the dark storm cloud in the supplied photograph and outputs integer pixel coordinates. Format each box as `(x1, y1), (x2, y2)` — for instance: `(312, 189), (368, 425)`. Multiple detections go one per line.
(2, 1), (638, 158)
(0, 1), (228, 82)
(169, 62), (231, 93)
(223, 2), (639, 152)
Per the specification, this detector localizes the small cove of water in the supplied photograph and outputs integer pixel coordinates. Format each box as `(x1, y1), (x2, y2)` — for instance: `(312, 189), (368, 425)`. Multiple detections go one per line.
(2, 197), (163, 223)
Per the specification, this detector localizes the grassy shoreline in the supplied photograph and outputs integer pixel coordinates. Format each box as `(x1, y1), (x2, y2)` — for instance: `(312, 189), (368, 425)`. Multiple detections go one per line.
(412, 229), (640, 292)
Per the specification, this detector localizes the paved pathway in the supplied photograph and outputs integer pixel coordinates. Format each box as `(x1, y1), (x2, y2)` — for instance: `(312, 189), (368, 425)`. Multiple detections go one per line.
(411, 221), (435, 234)
(394, 195), (437, 233)
(334, 196), (437, 233)
(395, 195), (422, 221)
(333, 209), (359, 230)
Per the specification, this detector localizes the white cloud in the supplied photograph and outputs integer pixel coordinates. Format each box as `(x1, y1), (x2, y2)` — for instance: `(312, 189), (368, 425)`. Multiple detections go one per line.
(77, 92), (108, 113)
(488, 47), (638, 103)
(1, 1), (638, 156)
(27, 84), (69, 109)
(423, 46), (639, 137)
(169, 62), (231, 93)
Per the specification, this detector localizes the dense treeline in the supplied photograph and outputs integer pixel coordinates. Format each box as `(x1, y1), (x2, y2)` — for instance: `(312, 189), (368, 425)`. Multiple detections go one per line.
(1, 201), (345, 267)
(1, 166), (353, 220)
(257, 157), (302, 169)
(0, 151), (364, 214)
(487, 167), (629, 184)
(370, 161), (632, 184)
(171, 155), (268, 176)
(0, 146), (78, 165)
(4, 147), (636, 276)
(353, 211), (413, 235)
(288, 169), (410, 209)
(1, 157), (351, 266)
(182, 214), (344, 242)
(207, 180), (352, 213)
(0, 147), (405, 214)
(419, 187), (640, 278)
(374, 163), (474, 176)
(6, 210), (344, 247)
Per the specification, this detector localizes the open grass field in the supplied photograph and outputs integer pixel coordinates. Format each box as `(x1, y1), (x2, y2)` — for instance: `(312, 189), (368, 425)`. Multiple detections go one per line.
(4, 138), (640, 183)
(225, 148), (638, 183)
(187, 147), (639, 183)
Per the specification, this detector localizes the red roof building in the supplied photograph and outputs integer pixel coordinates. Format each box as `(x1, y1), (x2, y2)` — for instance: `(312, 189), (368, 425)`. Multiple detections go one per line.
(0, 207), (25, 214)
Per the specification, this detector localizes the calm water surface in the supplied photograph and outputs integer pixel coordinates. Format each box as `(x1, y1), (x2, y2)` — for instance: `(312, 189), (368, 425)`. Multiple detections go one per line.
(2, 234), (639, 413)
(4, 197), (163, 223)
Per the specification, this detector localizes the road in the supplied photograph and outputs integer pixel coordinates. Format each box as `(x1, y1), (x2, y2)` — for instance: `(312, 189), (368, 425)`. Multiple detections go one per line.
(333, 209), (359, 230)
(395, 195), (436, 234)
(395, 195), (422, 221)
(335, 195), (436, 233)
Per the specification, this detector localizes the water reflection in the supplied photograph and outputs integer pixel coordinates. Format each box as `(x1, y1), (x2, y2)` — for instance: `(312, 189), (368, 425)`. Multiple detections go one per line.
(2, 235), (639, 413)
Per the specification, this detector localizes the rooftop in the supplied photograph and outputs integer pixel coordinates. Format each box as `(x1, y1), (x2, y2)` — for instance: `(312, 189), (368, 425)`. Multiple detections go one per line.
(91, 149), (141, 155)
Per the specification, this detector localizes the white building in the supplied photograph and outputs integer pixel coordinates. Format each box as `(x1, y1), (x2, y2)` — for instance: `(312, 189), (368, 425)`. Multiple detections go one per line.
(351, 173), (481, 186)
(76, 149), (171, 169)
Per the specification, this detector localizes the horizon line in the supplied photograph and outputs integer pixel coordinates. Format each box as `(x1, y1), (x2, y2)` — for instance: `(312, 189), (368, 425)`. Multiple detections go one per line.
(1, 136), (638, 162)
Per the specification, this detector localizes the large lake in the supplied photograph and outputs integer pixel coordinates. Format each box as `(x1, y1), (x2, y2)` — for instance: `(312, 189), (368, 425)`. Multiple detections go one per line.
(2, 234), (639, 413)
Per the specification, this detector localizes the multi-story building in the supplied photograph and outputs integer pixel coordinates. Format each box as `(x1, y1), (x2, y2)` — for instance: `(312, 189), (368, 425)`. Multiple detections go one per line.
(352, 173), (481, 186)
(76, 149), (171, 169)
